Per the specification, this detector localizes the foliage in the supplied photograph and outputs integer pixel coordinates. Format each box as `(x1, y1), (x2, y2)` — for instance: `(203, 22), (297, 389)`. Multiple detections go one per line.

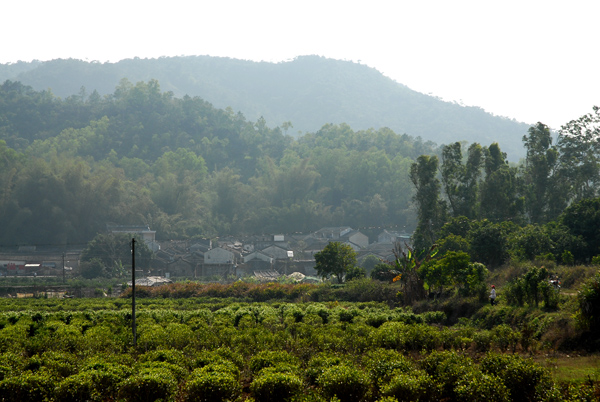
(0, 371), (56, 402)
(314, 242), (358, 284)
(370, 263), (398, 282)
(0, 294), (595, 400)
(560, 197), (600, 262)
(250, 369), (303, 402)
(504, 266), (556, 308)
(410, 154), (445, 249)
(117, 366), (178, 402)
(316, 364), (369, 402)
(576, 271), (600, 332)
(80, 233), (153, 278)
(182, 367), (241, 402)
(380, 370), (441, 402)
(480, 352), (553, 402)
(468, 220), (514, 267)
(392, 243), (437, 304)
(345, 266), (366, 282)
(249, 350), (300, 375)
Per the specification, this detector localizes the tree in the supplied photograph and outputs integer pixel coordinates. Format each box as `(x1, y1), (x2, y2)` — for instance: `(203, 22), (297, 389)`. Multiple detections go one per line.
(393, 243), (438, 304)
(410, 155), (445, 250)
(468, 220), (514, 267)
(479, 143), (523, 223)
(556, 106), (600, 203)
(441, 142), (483, 219)
(80, 233), (153, 278)
(560, 197), (600, 261)
(521, 123), (559, 223)
(370, 263), (398, 282)
(314, 242), (358, 284)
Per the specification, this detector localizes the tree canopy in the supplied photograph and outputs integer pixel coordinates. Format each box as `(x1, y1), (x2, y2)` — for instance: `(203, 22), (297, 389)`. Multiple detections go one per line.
(314, 242), (358, 284)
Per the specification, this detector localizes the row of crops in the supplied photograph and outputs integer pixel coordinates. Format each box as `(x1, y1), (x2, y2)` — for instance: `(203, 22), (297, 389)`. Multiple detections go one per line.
(0, 298), (597, 401)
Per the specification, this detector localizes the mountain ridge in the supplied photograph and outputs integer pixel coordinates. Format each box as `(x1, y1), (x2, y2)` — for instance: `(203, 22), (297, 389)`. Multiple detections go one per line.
(0, 55), (531, 159)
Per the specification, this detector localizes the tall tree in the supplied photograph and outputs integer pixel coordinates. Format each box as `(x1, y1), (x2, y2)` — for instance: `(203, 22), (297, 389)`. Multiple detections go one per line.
(521, 123), (559, 223)
(556, 106), (600, 203)
(479, 143), (523, 223)
(441, 142), (483, 219)
(410, 155), (445, 250)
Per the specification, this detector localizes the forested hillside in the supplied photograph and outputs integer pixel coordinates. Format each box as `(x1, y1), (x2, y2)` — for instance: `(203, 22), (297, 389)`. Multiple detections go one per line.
(0, 56), (530, 159)
(0, 79), (435, 246)
(1, 76), (597, 250)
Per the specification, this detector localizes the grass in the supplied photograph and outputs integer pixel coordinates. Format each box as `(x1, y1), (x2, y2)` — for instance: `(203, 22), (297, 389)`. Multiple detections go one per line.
(534, 354), (600, 383)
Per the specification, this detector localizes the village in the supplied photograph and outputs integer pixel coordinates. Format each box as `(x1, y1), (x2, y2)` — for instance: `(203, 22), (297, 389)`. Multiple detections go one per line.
(0, 225), (412, 291)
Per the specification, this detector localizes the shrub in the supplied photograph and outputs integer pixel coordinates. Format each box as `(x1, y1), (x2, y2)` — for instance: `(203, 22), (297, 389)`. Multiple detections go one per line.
(55, 372), (96, 402)
(0, 371), (56, 402)
(454, 371), (510, 402)
(380, 370), (441, 401)
(576, 271), (600, 331)
(363, 348), (413, 386)
(38, 350), (78, 378)
(194, 348), (244, 373)
(338, 309), (356, 323)
(373, 321), (408, 349)
(480, 352), (553, 402)
(491, 324), (520, 352)
(249, 350), (299, 375)
(117, 367), (178, 402)
(139, 349), (190, 370)
(306, 353), (346, 384)
(364, 313), (388, 328)
(420, 350), (474, 400)
(250, 370), (303, 402)
(317, 364), (369, 402)
(182, 367), (241, 402)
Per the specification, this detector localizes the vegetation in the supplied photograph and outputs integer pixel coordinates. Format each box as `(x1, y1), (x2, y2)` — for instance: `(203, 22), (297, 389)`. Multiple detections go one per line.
(0, 289), (596, 401)
(0, 79), (434, 245)
(0, 56), (530, 157)
(314, 242), (359, 284)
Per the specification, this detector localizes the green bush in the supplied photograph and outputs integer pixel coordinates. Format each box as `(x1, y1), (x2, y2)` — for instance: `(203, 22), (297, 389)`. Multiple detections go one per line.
(139, 349), (190, 370)
(491, 324), (520, 352)
(317, 364), (369, 402)
(0, 371), (56, 402)
(479, 352), (553, 402)
(363, 348), (413, 386)
(420, 350), (474, 400)
(454, 371), (510, 402)
(250, 370), (303, 402)
(182, 367), (241, 402)
(55, 372), (96, 402)
(193, 348), (244, 373)
(576, 271), (600, 331)
(249, 350), (299, 375)
(117, 367), (178, 402)
(380, 370), (440, 401)
(306, 353), (346, 384)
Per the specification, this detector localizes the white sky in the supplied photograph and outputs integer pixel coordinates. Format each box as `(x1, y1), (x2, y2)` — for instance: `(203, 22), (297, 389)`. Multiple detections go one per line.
(2, 0), (598, 129)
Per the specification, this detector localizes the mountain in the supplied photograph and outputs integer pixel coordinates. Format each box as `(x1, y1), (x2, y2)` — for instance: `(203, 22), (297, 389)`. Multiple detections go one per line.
(0, 55), (531, 159)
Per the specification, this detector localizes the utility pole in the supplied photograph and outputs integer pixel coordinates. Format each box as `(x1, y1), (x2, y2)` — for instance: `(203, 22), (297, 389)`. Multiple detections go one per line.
(131, 238), (136, 347)
(62, 252), (65, 284)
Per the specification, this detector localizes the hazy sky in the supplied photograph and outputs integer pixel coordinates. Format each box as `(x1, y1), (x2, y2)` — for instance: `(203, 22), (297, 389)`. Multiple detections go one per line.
(2, 0), (598, 129)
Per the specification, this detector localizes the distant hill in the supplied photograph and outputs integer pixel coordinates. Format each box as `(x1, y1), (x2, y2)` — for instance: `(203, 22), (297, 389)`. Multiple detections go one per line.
(0, 55), (531, 159)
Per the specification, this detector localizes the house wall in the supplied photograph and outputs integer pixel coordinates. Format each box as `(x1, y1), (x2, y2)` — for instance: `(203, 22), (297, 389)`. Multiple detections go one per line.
(204, 248), (234, 264)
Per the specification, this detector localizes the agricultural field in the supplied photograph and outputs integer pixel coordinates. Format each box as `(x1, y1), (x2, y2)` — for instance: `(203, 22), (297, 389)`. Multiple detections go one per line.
(0, 279), (599, 402)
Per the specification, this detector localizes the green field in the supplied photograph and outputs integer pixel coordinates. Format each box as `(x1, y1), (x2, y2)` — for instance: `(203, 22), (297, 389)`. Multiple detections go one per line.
(0, 288), (598, 402)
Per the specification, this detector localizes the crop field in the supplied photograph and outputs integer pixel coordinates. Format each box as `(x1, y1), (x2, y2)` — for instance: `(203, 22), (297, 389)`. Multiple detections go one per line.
(0, 290), (598, 402)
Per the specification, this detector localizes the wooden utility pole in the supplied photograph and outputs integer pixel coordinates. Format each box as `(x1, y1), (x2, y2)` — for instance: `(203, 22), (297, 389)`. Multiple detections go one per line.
(131, 238), (136, 347)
